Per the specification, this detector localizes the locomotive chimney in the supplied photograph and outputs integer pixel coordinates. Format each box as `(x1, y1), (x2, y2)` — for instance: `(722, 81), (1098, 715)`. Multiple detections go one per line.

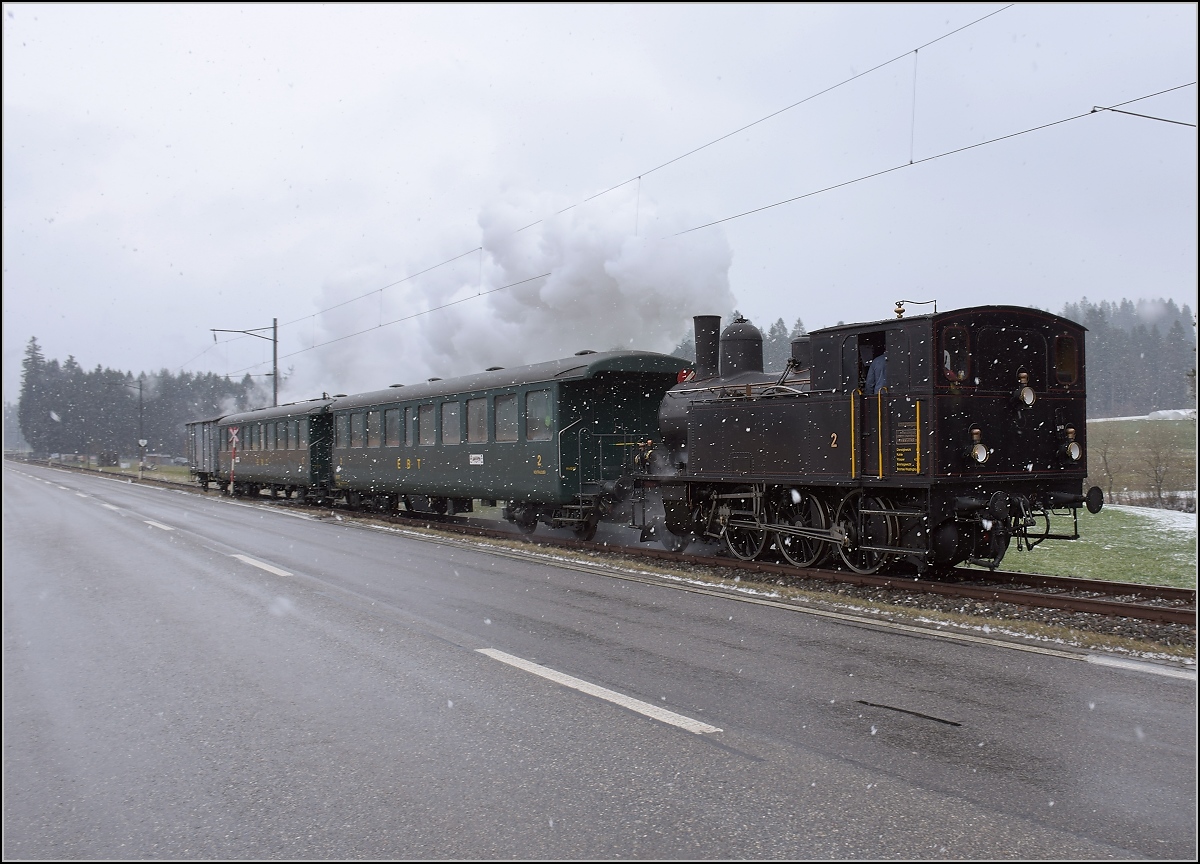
(693, 315), (721, 380)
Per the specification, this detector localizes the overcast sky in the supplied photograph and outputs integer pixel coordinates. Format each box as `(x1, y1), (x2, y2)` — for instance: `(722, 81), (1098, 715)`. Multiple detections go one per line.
(3, 3), (1196, 407)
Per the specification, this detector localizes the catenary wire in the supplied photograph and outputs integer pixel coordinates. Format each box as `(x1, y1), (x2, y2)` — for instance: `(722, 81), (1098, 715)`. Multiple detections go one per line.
(672, 82), (1197, 237)
(200, 3), (1016, 368)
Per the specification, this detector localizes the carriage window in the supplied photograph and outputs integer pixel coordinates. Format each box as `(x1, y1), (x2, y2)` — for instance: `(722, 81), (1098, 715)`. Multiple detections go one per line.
(941, 327), (970, 384)
(335, 415), (349, 450)
(526, 390), (552, 441)
(297, 418), (308, 450)
(404, 407), (413, 447)
(367, 410), (382, 448)
(384, 408), (401, 447)
(1055, 336), (1078, 384)
(441, 402), (461, 445)
(418, 405), (436, 446)
(267, 422), (277, 451)
(350, 412), (366, 448)
(977, 327), (1047, 390)
(277, 421), (288, 451)
(467, 398), (487, 443)
(494, 394), (518, 442)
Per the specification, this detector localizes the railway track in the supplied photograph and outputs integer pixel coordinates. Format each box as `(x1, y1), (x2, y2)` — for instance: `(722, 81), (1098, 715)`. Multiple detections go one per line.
(257, 489), (1194, 627)
(17, 459), (1197, 627)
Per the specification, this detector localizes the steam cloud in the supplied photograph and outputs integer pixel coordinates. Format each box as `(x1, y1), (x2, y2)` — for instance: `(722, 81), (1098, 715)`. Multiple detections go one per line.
(299, 191), (736, 397)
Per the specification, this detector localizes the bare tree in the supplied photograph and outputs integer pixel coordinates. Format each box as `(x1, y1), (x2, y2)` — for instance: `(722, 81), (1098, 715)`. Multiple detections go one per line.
(1087, 423), (1123, 504)
(1137, 421), (1178, 507)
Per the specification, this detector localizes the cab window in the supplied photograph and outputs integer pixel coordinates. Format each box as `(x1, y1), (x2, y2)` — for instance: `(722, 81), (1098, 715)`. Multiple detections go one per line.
(1055, 336), (1078, 385)
(941, 326), (970, 384)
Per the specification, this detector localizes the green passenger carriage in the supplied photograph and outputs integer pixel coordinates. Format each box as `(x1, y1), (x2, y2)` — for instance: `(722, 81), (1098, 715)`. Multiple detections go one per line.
(326, 350), (687, 537)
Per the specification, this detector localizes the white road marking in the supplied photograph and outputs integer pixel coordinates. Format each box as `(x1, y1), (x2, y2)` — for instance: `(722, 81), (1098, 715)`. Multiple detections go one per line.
(1086, 655), (1196, 680)
(102, 504), (121, 512)
(477, 648), (722, 735)
(76, 493), (89, 498)
(144, 520), (175, 531)
(231, 554), (293, 578)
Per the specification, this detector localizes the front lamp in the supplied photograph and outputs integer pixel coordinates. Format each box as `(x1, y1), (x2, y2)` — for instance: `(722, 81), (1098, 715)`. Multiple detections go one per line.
(1015, 370), (1036, 407)
(1061, 425), (1082, 462)
(968, 425), (990, 464)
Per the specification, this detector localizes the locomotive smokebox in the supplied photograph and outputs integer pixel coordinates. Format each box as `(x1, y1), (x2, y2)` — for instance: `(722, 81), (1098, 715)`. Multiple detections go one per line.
(693, 315), (721, 380)
(720, 318), (764, 377)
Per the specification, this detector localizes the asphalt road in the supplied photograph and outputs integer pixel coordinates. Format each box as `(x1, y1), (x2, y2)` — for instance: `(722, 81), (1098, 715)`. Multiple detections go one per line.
(3, 462), (1196, 859)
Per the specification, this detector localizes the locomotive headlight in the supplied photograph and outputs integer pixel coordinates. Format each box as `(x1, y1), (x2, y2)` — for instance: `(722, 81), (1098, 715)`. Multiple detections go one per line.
(1062, 425), (1082, 461)
(1015, 370), (1036, 407)
(968, 425), (990, 463)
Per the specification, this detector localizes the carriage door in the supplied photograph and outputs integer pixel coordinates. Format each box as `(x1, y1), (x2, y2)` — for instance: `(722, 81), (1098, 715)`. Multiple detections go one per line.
(558, 383), (597, 496)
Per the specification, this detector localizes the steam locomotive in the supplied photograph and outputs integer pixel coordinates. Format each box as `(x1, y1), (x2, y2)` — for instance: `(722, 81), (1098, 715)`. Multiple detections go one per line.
(188, 304), (1103, 574)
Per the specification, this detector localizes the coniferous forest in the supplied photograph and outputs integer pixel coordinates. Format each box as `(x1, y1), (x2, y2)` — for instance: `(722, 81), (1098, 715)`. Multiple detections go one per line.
(7, 297), (1197, 458)
(10, 337), (274, 458)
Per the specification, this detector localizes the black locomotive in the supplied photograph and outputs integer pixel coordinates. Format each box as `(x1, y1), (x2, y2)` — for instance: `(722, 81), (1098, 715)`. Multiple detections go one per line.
(648, 305), (1103, 572)
(188, 303), (1103, 574)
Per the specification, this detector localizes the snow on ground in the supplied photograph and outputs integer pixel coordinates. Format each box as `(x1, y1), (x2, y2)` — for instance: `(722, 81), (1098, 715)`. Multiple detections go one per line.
(1107, 504), (1197, 534)
(1089, 409), (1197, 422)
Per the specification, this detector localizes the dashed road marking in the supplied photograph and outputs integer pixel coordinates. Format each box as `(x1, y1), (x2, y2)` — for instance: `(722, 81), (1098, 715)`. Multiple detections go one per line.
(144, 520), (175, 531)
(231, 554), (293, 578)
(477, 648), (722, 734)
(1086, 655), (1196, 680)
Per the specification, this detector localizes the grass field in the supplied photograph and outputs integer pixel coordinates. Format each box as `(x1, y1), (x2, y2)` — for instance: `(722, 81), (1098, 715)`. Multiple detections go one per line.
(1086, 417), (1196, 506)
(982, 504), (1196, 589)
(94, 463), (194, 484)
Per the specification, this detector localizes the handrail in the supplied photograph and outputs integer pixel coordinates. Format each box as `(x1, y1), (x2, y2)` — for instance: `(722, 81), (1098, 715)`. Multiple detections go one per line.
(664, 380), (820, 398)
(877, 388), (885, 479)
(557, 417), (583, 483)
(850, 389), (858, 479)
(916, 400), (921, 474)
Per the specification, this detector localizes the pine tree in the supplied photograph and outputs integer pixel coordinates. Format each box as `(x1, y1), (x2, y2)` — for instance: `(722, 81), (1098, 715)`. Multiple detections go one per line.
(18, 338), (47, 453)
(764, 318), (790, 372)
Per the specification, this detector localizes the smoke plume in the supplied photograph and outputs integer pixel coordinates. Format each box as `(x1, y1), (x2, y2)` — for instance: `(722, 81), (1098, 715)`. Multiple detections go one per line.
(297, 191), (736, 396)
